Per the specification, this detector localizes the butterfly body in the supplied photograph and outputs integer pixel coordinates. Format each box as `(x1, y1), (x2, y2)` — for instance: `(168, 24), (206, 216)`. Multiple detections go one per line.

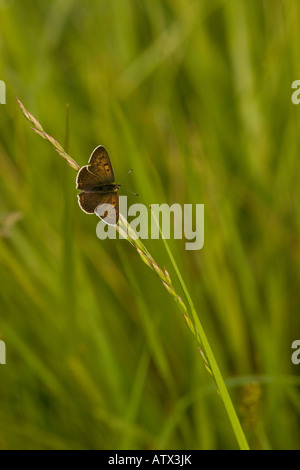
(80, 183), (120, 194)
(76, 145), (120, 224)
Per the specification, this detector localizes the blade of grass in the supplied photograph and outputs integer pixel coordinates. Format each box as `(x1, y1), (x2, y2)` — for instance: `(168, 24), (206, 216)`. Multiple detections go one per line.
(17, 98), (80, 171)
(150, 208), (249, 450)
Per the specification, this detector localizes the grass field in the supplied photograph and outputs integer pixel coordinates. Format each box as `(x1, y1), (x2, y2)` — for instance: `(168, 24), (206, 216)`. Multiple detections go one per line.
(1, 0), (300, 450)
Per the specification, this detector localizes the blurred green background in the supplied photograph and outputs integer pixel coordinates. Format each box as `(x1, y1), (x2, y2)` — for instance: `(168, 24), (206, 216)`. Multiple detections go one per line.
(0, 0), (300, 450)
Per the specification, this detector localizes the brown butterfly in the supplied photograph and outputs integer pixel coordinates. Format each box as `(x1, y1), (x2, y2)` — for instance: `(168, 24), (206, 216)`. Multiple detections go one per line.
(76, 145), (120, 225)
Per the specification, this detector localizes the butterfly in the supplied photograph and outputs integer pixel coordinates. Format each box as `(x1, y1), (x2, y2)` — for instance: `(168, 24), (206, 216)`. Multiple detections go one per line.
(76, 145), (120, 225)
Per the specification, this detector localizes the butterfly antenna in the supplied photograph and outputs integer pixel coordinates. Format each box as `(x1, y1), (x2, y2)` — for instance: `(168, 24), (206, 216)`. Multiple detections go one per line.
(118, 169), (139, 196)
(118, 168), (134, 184)
(122, 187), (139, 197)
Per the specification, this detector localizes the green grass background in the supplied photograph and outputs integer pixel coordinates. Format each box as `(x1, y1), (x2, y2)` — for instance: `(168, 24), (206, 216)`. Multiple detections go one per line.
(0, 0), (300, 450)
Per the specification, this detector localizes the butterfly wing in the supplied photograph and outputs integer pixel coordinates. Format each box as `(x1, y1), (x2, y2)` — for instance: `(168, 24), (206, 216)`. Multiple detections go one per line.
(77, 192), (104, 214)
(76, 166), (103, 191)
(95, 192), (119, 225)
(88, 145), (115, 183)
(78, 191), (119, 224)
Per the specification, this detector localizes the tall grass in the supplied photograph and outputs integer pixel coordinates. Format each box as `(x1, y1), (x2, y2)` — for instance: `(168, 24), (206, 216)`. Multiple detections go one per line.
(17, 99), (249, 449)
(0, 0), (300, 449)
